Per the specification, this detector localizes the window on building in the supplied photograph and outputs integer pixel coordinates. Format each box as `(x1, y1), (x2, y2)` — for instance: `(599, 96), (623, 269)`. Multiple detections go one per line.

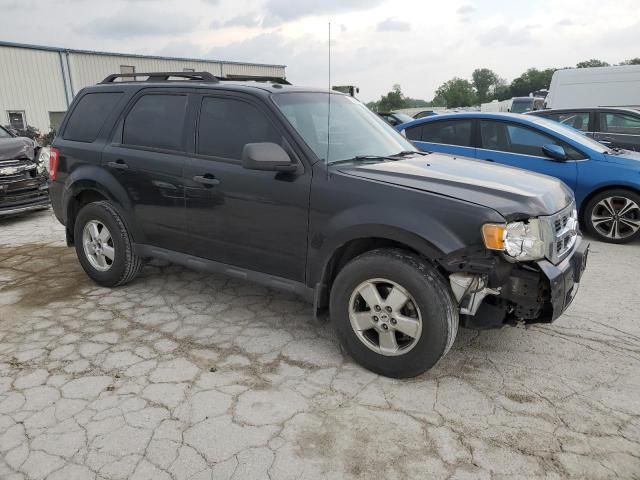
(123, 94), (188, 151)
(197, 97), (281, 159)
(63, 92), (123, 142)
(49, 112), (66, 133)
(120, 65), (135, 81)
(7, 111), (26, 131)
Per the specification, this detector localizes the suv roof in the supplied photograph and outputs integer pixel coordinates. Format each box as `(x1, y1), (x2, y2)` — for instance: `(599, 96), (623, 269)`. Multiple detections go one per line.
(84, 71), (336, 99)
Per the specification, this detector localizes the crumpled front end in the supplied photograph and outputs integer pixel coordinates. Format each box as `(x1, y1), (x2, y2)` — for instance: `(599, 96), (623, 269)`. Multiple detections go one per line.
(438, 203), (589, 329)
(0, 138), (50, 216)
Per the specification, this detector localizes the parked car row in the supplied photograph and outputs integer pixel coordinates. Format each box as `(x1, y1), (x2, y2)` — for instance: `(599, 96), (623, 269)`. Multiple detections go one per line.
(397, 112), (640, 243)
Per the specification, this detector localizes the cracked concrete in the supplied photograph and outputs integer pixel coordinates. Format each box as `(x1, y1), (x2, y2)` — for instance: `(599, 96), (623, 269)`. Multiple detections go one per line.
(1, 209), (639, 479)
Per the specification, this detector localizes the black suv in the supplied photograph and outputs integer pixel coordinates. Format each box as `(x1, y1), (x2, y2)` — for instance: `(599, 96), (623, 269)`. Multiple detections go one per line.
(49, 72), (589, 378)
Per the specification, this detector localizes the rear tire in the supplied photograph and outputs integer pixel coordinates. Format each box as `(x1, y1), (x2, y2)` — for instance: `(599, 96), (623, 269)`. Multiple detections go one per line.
(330, 249), (458, 378)
(74, 201), (142, 287)
(583, 189), (640, 244)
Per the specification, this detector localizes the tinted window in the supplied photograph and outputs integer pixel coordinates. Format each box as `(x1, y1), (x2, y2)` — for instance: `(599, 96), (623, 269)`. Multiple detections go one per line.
(405, 125), (423, 141)
(421, 120), (473, 147)
(123, 94), (187, 151)
(197, 97), (281, 159)
(0, 126), (11, 138)
(480, 121), (584, 159)
(600, 113), (640, 135)
(545, 112), (590, 132)
(64, 93), (123, 142)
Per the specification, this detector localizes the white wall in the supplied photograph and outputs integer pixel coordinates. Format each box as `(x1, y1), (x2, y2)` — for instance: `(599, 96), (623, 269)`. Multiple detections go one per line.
(0, 46), (69, 133)
(0, 44), (287, 133)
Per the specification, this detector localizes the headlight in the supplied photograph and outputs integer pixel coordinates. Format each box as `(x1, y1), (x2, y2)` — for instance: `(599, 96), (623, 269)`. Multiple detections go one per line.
(482, 220), (546, 261)
(37, 147), (51, 176)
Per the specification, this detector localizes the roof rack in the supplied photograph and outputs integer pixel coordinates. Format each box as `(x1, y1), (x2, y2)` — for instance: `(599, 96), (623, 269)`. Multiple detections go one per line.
(220, 75), (291, 85)
(100, 71), (219, 84)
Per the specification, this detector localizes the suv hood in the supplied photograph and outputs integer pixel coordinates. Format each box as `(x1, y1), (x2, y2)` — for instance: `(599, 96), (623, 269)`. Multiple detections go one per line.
(340, 153), (574, 219)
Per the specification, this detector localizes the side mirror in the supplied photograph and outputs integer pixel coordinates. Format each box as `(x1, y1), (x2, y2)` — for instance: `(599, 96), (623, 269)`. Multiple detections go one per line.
(241, 142), (296, 172)
(542, 144), (567, 161)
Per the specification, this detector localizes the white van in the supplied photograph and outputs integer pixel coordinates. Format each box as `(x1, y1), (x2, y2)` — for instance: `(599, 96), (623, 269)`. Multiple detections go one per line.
(545, 65), (640, 109)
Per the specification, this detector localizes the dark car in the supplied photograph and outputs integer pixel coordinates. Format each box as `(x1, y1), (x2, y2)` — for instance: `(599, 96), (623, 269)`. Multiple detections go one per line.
(413, 110), (439, 119)
(377, 112), (414, 127)
(528, 107), (640, 151)
(0, 126), (49, 216)
(49, 72), (588, 378)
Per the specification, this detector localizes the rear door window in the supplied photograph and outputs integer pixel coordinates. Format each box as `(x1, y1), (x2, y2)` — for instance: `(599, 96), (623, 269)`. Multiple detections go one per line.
(421, 120), (473, 147)
(63, 92), (123, 142)
(123, 94), (188, 151)
(600, 113), (640, 135)
(197, 97), (281, 160)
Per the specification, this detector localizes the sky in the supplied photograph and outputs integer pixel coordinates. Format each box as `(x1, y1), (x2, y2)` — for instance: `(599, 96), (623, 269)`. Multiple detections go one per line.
(1, 0), (639, 102)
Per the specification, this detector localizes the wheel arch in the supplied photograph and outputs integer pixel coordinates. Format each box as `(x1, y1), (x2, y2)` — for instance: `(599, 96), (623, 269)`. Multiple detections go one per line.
(312, 226), (446, 311)
(63, 167), (139, 245)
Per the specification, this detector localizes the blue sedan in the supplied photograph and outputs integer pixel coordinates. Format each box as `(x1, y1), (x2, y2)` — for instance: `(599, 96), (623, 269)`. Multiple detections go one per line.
(396, 112), (640, 243)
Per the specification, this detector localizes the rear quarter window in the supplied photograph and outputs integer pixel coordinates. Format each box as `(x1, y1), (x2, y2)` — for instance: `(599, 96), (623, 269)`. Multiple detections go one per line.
(63, 92), (123, 142)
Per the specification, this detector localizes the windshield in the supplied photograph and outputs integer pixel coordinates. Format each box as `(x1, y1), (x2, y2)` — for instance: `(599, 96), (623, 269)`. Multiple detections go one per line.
(526, 115), (609, 153)
(0, 127), (12, 139)
(272, 92), (416, 163)
(511, 99), (533, 114)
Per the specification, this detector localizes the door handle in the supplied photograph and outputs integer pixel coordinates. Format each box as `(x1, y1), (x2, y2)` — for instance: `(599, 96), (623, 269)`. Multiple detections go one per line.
(108, 160), (129, 170)
(193, 174), (220, 186)
(484, 158), (495, 162)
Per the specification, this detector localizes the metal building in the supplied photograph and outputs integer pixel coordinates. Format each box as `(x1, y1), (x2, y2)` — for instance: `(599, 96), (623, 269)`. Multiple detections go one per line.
(0, 41), (286, 133)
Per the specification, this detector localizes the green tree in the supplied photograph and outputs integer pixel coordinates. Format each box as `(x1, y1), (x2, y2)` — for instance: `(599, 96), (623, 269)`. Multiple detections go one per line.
(576, 59), (610, 68)
(509, 68), (555, 97)
(433, 78), (476, 108)
(620, 58), (640, 65)
(377, 84), (405, 111)
(471, 68), (499, 104)
(367, 85), (429, 112)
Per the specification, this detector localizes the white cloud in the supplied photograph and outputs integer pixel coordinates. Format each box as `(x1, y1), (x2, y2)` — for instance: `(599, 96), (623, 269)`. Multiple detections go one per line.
(1, 0), (639, 102)
(376, 17), (411, 32)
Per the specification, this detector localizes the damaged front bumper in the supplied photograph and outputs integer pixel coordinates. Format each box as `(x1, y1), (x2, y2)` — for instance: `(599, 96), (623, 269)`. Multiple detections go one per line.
(0, 159), (50, 217)
(440, 236), (589, 329)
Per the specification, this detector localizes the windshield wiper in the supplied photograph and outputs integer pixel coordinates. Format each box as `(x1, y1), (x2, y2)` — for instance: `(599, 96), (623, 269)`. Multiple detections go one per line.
(329, 155), (399, 165)
(392, 150), (429, 157)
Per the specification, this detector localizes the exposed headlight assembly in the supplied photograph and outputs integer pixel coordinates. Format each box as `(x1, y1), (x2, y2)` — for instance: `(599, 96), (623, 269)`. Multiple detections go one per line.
(482, 220), (546, 261)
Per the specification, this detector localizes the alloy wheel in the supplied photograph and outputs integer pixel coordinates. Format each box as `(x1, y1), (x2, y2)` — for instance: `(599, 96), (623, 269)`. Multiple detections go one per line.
(348, 278), (423, 356)
(591, 196), (640, 240)
(82, 220), (115, 272)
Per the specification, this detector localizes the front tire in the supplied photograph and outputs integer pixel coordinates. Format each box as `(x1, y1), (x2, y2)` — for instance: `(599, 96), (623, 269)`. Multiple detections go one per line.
(330, 249), (458, 378)
(583, 189), (640, 244)
(74, 201), (142, 287)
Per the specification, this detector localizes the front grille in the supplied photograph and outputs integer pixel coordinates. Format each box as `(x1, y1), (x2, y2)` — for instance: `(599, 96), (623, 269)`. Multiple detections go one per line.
(541, 202), (578, 264)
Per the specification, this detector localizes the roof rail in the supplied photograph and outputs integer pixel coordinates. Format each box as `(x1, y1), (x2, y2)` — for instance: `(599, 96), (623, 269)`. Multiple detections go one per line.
(100, 71), (219, 84)
(220, 75), (291, 85)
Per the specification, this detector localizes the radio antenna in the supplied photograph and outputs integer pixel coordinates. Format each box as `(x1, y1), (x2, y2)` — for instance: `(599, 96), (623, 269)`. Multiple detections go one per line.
(326, 22), (331, 180)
